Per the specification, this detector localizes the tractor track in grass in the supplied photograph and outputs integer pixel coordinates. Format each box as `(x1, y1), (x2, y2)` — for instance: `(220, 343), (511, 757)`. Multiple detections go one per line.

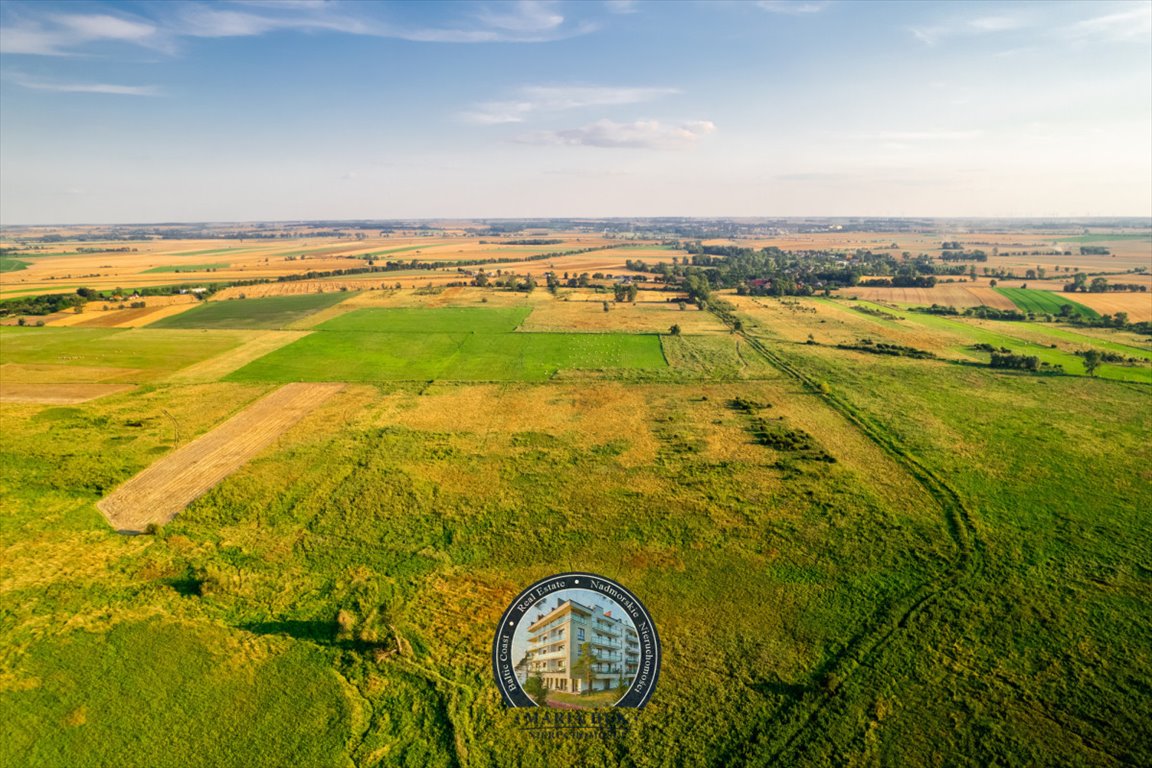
(708, 306), (988, 765)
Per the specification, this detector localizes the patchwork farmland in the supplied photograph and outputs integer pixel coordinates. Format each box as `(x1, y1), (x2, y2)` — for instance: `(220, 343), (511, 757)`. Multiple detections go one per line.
(1, 223), (1150, 767)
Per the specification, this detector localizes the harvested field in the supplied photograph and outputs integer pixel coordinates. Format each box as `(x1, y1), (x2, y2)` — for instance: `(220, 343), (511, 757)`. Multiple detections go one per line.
(520, 297), (725, 334)
(165, 331), (310, 383)
(839, 284), (1015, 309)
(0, 382), (134, 404)
(74, 303), (201, 328)
(96, 382), (343, 532)
(0, 363), (140, 383)
(1043, 292), (1152, 322)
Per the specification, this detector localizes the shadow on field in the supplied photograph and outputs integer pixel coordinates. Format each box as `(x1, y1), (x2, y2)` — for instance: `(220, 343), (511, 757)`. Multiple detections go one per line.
(239, 620), (382, 653)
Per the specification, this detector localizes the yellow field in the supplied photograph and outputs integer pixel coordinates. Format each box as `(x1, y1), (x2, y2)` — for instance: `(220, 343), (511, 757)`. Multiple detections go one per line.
(839, 283), (1015, 309)
(0, 382), (135, 404)
(96, 382), (344, 532)
(519, 293), (724, 333)
(1057, 292), (1152, 321)
(0, 232), (628, 299)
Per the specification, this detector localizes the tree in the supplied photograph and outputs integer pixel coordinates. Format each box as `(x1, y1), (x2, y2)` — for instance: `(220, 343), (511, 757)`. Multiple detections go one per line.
(669, 324), (681, 336)
(571, 642), (602, 694)
(989, 279), (998, 288)
(1081, 349), (1102, 377)
(523, 674), (549, 705)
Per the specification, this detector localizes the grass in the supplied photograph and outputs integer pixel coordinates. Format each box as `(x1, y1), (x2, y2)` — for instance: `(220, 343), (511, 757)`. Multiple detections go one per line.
(141, 263), (230, 273)
(0, 326), (250, 381)
(0, 621), (350, 768)
(229, 327), (663, 384)
(148, 292), (353, 330)
(996, 287), (1102, 319)
(317, 306), (530, 334)
(2, 288), (1150, 766)
(228, 306), (666, 382)
(0, 256), (30, 272)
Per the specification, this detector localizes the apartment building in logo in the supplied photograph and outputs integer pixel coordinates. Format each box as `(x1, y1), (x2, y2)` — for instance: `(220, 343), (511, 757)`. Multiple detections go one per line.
(524, 598), (640, 693)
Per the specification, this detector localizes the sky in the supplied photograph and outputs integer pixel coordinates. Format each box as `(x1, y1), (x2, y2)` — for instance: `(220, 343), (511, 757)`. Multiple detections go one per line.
(1, 0), (1150, 224)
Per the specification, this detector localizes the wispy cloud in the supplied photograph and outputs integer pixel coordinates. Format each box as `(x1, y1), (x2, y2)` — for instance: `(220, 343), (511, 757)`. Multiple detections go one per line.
(1062, 4), (1152, 43)
(910, 4), (1151, 46)
(4, 72), (161, 96)
(604, 0), (640, 14)
(461, 85), (679, 124)
(0, 0), (597, 56)
(521, 119), (716, 150)
(757, 1), (829, 15)
(0, 12), (165, 55)
(910, 10), (1034, 45)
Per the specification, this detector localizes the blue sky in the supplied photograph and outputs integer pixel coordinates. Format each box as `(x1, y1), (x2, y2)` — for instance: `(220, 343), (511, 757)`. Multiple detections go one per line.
(1, 0), (1149, 224)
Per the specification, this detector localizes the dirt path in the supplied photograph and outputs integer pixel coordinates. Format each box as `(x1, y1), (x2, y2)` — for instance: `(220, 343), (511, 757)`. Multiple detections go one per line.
(97, 382), (343, 532)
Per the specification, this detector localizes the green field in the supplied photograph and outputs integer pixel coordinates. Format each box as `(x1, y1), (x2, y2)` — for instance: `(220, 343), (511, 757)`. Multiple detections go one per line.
(1056, 232), (1152, 243)
(148, 292), (353, 330)
(1, 288), (1149, 766)
(996, 287), (1101, 318)
(317, 306), (530, 334)
(229, 307), (666, 381)
(0, 255), (31, 272)
(141, 263), (230, 273)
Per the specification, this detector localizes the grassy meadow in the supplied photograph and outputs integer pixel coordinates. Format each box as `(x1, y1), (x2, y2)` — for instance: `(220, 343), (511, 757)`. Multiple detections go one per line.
(0, 286), (1148, 766)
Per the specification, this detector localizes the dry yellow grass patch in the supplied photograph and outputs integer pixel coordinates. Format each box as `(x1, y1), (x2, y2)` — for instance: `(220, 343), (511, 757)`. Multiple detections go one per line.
(375, 382), (662, 467)
(0, 382), (135, 404)
(520, 295), (725, 334)
(97, 383), (344, 532)
(732, 296), (969, 357)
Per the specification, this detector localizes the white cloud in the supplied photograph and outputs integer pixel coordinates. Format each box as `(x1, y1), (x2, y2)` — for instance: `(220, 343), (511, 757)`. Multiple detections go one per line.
(1062, 5), (1152, 42)
(0, 12), (164, 55)
(757, 1), (829, 15)
(460, 85), (679, 124)
(175, 6), (371, 37)
(4, 72), (161, 96)
(0, 0), (597, 56)
(911, 4), (1152, 47)
(604, 0), (640, 14)
(476, 1), (565, 33)
(521, 119), (716, 150)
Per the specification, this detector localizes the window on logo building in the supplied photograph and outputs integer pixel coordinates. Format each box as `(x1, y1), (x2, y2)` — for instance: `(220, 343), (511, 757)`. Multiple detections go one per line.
(578, 628), (585, 641)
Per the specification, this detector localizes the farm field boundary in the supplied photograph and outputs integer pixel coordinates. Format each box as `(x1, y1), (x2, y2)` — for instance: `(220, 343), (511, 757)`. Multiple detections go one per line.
(0, 382), (135, 404)
(96, 382), (343, 532)
(996, 287), (1101, 318)
(166, 331), (310, 383)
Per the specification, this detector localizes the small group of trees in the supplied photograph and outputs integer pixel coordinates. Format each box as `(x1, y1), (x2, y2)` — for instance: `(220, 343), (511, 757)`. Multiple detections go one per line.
(990, 352), (1041, 371)
(612, 282), (639, 303)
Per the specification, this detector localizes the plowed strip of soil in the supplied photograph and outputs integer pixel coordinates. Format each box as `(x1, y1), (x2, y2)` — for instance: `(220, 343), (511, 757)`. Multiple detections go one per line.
(97, 383), (343, 532)
(165, 331), (309, 382)
(0, 383), (135, 404)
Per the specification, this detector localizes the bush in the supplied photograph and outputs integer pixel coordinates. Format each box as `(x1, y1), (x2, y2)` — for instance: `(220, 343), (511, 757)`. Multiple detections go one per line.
(523, 674), (549, 705)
